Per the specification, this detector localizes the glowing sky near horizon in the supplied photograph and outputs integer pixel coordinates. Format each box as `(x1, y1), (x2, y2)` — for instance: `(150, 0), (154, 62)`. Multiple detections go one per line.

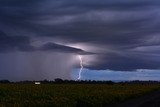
(72, 69), (160, 81)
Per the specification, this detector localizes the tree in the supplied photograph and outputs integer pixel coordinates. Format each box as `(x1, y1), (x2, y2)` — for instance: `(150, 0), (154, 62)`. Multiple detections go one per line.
(54, 78), (63, 83)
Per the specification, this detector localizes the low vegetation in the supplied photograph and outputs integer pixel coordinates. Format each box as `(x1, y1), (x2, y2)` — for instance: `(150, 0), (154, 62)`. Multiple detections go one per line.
(0, 81), (159, 107)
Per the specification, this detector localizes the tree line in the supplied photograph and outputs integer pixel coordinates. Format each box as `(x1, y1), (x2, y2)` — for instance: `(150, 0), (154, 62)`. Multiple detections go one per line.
(0, 78), (160, 85)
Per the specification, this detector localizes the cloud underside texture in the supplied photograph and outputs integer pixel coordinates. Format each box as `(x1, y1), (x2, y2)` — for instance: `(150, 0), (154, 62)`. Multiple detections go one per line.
(0, 0), (160, 71)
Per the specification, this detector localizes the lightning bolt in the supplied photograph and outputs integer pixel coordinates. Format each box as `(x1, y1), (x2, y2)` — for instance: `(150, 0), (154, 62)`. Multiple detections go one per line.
(77, 55), (83, 80)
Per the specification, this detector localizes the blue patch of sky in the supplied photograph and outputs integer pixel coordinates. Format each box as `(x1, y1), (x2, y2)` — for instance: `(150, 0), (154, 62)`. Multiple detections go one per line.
(71, 69), (160, 81)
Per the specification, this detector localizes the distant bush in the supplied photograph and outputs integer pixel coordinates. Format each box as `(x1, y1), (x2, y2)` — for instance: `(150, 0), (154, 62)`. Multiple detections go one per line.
(54, 78), (63, 83)
(0, 80), (10, 83)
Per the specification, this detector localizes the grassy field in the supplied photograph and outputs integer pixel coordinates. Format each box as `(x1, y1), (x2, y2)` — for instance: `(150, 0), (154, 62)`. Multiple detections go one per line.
(0, 84), (159, 107)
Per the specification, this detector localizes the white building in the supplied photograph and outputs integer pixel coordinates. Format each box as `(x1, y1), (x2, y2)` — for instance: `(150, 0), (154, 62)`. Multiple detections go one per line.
(35, 82), (41, 85)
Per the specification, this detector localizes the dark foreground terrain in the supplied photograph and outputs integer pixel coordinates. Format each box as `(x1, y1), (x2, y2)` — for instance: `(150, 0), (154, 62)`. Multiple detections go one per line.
(112, 89), (160, 107)
(0, 81), (159, 107)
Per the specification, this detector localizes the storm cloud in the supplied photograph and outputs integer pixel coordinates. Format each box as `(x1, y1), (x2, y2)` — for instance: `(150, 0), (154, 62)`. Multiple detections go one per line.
(0, 0), (160, 80)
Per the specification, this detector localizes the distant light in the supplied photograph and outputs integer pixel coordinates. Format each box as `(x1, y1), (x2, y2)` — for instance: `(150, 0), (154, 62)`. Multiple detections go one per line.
(35, 82), (41, 85)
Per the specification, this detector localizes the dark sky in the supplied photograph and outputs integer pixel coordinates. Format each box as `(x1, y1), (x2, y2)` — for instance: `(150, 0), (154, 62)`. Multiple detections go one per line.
(0, 0), (160, 80)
